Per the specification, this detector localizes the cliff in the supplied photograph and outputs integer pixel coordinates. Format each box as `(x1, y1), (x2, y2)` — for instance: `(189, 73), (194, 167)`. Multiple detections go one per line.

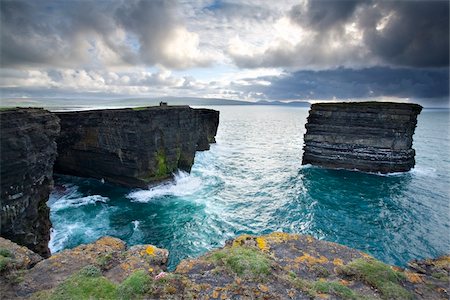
(0, 108), (60, 258)
(302, 102), (422, 173)
(1, 233), (448, 299)
(54, 106), (219, 188)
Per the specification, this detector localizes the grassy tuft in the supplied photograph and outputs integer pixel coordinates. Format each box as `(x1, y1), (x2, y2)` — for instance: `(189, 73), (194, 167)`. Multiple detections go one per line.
(97, 253), (113, 269)
(0, 248), (12, 257)
(118, 270), (153, 300)
(313, 281), (361, 300)
(46, 266), (117, 300)
(131, 107), (149, 111)
(209, 246), (271, 279)
(0, 256), (12, 272)
(339, 258), (412, 299)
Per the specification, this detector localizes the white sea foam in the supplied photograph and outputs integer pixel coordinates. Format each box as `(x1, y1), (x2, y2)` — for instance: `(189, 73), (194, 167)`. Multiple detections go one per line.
(409, 166), (437, 177)
(50, 195), (109, 211)
(49, 223), (81, 253)
(127, 171), (202, 202)
(132, 220), (140, 230)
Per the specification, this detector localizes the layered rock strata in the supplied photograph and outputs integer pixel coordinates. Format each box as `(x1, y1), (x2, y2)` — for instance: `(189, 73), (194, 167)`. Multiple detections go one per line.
(0, 108), (60, 257)
(302, 102), (422, 173)
(54, 106), (219, 188)
(1, 233), (448, 299)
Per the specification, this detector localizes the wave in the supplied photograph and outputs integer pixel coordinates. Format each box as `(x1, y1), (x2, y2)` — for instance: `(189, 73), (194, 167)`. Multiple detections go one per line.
(50, 194), (109, 211)
(127, 171), (202, 203)
(132, 220), (140, 230)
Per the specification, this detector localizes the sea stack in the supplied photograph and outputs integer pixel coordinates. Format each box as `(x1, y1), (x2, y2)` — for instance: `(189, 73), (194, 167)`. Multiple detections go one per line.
(54, 106), (219, 188)
(302, 102), (422, 173)
(0, 108), (60, 257)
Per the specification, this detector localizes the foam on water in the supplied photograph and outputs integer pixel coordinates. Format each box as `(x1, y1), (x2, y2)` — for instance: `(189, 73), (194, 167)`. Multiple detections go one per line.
(127, 171), (203, 202)
(47, 106), (450, 270)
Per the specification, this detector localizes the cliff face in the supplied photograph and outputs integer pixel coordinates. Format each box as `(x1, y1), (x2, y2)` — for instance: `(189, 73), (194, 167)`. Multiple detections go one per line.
(0, 108), (60, 258)
(1, 233), (448, 299)
(302, 102), (422, 173)
(54, 106), (219, 188)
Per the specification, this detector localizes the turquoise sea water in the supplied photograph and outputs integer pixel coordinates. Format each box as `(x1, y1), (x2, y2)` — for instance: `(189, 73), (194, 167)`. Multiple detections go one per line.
(48, 106), (450, 270)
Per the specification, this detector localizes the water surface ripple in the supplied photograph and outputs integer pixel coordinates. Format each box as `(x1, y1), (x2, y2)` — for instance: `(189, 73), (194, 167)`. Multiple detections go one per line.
(49, 106), (450, 270)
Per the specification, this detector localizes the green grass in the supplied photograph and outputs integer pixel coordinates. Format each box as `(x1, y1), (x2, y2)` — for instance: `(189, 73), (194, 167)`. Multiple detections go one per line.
(287, 275), (366, 300)
(155, 150), (168, 178)
(339, 258), (412, 300)
(131, 106), (149, 111)
(0, 248), (13, 271)
(96, 253), (113, 269)
(0, 248), (12, 257)
(208, 246), (271, 279)
(45, 266), (117, 300)
(117, 270), (153, 300)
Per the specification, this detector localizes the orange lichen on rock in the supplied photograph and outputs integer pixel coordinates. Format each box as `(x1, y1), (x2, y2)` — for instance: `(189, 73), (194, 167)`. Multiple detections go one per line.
(295, 253), (329, 265)
(258, 284), (270, 292)
(405, 271), (424, 283)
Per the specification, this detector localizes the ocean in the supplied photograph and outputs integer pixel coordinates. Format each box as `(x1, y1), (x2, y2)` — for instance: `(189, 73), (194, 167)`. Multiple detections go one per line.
(48, 105), (450, 270)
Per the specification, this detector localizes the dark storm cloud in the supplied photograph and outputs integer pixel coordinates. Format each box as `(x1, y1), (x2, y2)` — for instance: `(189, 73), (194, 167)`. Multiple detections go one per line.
(289, 0), (361, 30)
(237, 67), (449, 101)
(360, 1), (449, 67)
(231, 0), (449, 69)
(0, 0), (207, 69)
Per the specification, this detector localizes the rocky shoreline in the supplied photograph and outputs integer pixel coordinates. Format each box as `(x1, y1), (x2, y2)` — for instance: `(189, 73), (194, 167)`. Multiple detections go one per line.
(1, 106), (219, 258)
(1, 233), (448, 299)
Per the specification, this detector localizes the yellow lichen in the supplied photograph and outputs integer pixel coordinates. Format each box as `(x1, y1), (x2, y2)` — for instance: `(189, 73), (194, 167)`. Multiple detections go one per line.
(212, 289), (220, 298)
(333, 258), (344, 266)
(146, 245), (156, 256)
(256, 237), (269, 252)
(232, 234), (252, 247)
(295, 253), (329, 265)
(265, 232), (298, 243)
(258, 284), (269, 292)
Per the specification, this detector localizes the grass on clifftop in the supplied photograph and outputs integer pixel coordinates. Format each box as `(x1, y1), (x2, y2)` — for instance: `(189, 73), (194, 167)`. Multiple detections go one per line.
(0, 248), (13, 272)
(339, 258), (412, 300)
(44, 265), (117, 300)
(208, 246), (271, 279)
(117, 270), (153, 299)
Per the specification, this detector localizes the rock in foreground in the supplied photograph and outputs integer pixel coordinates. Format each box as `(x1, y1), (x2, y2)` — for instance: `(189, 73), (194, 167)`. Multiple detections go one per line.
(302, 102), (422, 173)
(1, 233), (447, 299)
(0, 108), (60, 258)
(54, 106), (219, 188)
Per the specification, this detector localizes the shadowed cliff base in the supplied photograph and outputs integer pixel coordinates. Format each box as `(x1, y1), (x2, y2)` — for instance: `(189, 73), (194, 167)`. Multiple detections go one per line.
(0, 233), (448, 299)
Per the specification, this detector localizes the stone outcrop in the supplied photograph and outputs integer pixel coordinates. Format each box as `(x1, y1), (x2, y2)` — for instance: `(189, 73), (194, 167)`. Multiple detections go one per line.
(0, 108), (60, 258)
(302, 102), (422, 173)
(0, 233), (448, 299)
(54, 106), (219, 188)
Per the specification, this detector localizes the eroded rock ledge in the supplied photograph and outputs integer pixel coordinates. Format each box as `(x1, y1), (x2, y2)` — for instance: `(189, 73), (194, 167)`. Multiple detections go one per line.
(54, 106), (219, 188)
(302, 102), (422, 173)
(0, 108), (60, 258)
(1, 233), (448, 299)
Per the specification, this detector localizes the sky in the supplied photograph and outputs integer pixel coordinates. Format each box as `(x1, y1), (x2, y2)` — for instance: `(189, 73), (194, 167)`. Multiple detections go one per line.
(0, 0), (449, 107)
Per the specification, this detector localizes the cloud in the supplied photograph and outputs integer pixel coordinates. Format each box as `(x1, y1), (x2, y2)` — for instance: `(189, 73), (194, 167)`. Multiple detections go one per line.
(233, 67), (449, 101)
(0, 0), (211, 69)
(228, 0), (449, 69)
